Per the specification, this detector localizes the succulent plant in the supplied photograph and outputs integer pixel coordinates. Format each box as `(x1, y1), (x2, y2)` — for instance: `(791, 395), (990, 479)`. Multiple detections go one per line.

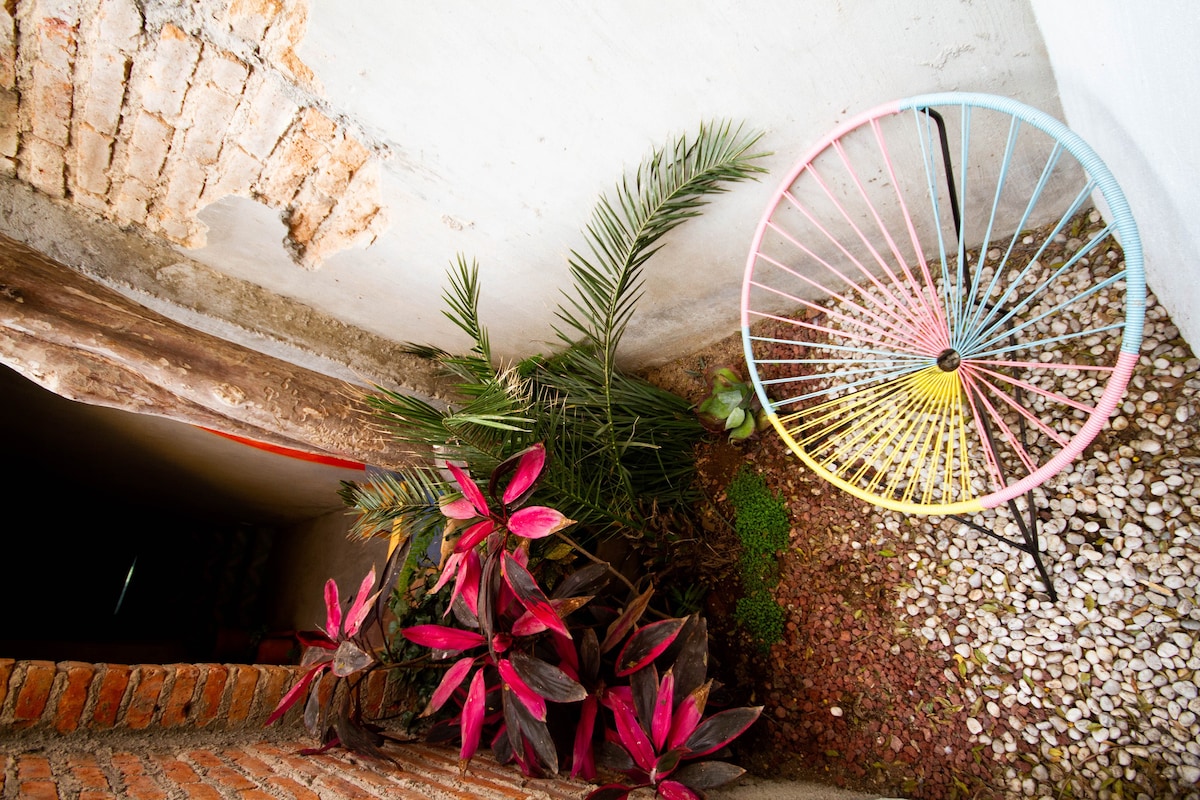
(695, 367), (765, 441)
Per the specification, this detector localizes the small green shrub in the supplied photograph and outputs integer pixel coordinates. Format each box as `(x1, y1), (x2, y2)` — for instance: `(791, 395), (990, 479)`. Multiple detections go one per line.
(696, 366), (767, 441)
(726, 465), (789, 647)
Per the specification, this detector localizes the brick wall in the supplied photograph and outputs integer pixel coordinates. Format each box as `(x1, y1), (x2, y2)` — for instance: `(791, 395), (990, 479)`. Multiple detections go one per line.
(0, 0), (387, 269)
(0, 660), (314, 735)
(0, 659), (591, 799)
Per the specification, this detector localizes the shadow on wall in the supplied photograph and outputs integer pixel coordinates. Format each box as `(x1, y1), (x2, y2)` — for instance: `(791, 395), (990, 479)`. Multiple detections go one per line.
(262, 510), (391, 636)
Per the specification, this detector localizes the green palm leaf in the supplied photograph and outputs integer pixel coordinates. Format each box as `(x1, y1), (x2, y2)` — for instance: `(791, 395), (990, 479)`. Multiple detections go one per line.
(555, 119), (768, 363)
(347, 119), (768, 547)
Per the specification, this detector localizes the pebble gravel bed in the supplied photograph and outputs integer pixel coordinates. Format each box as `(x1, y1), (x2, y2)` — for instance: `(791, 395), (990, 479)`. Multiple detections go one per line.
(878, 276), (1200, 800)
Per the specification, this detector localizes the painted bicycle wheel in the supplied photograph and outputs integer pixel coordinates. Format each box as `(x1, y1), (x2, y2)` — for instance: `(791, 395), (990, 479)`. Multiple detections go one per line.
(741, 93), (1145, 516)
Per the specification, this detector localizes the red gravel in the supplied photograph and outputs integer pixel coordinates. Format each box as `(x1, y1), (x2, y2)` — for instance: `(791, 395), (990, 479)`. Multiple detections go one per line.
(641, 334), (1044, 799)
(694, 432), (1033, 799)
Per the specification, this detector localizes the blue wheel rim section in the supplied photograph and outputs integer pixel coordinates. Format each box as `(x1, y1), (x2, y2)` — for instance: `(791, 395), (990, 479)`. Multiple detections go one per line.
(897, 92), (1145, 357)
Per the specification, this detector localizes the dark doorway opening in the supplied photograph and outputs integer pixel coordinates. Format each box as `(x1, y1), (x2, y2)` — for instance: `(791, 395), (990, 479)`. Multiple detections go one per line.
(0, 364), (354, 664)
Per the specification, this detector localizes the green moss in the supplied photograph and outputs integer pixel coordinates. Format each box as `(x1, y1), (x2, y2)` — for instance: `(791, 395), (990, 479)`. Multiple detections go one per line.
(726, 465), (789, 648)
(734, 593), (786, 647)
(726, 467), (789, 554)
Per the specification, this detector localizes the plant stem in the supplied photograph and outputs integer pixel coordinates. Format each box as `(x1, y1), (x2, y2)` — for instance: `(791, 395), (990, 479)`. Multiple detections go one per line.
(554, 529), (637, 593)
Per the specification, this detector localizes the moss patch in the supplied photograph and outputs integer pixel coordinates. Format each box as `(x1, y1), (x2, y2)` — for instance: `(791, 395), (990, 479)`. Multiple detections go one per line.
(726, 465), (789, 647)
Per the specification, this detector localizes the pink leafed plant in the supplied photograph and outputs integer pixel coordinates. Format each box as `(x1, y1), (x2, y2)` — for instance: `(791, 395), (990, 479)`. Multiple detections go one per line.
(401, 444), (762, 797)
(272, 442), (762, 797)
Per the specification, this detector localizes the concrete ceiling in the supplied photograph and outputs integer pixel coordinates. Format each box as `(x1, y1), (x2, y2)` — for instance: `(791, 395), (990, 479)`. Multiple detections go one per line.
(2, 0), (1061, 379)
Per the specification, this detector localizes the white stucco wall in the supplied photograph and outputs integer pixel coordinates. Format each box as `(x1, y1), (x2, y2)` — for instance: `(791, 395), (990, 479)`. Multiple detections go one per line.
(189, 0), (1059, 368)
(1030, 1), (1200, 351)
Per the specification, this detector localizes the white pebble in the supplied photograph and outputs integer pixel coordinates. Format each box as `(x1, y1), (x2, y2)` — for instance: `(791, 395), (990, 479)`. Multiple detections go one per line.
(1179, 765), (1200, 784)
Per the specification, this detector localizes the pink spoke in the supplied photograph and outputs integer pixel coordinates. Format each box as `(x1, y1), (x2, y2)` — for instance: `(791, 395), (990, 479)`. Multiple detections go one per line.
(762, 220), (944, 353)
(830, 136), (944, 332)
(971, 365), (1095, 415)
(872, 118), (949, 336)
(958, 370), (1005, 490)
(753, 250), (932, 350)
(971, 358), (1114, 374)
(778, 190), (948, 352)
(749, 279), (930, 355)
(974, 385), (1042, 476)
(748, 309), (882, 349)
(963, 365), (1071, 448)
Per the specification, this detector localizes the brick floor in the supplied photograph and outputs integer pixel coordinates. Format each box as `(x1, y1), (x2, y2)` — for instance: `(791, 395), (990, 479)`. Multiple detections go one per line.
(0, 737), (592, 799)
(0, 659), (592, 799)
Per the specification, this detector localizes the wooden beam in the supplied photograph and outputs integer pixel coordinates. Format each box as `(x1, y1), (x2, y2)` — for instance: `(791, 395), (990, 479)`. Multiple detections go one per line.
(0, 233), (420, 469)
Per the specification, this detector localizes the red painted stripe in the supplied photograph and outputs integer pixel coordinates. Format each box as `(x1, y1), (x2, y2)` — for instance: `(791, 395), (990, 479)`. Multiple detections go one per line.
(197, 427), (367, 470)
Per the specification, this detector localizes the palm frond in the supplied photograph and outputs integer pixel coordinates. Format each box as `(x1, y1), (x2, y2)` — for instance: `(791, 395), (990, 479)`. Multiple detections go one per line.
(363, 370), (533, 465)
(349, 119), (767, 549)
(404, 256), (494, 387)
(555, 119), (769, 363)
(338, 465), (449, 543)
(549, 121), (767, 501)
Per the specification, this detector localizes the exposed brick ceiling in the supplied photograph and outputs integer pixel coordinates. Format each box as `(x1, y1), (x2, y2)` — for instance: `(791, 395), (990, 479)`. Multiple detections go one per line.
(2, 0), (386, 269)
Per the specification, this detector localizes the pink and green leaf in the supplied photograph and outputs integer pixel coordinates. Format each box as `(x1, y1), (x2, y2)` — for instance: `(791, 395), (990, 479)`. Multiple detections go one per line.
(459, 668), (487, 764)
(448, 462), (490, 518)
(653, 747), (684, 779)
(402, 624), (485, 652)
(343, 566), (379, 637)
(508, 651), (587, 704)
(501, 552), (570, 638)
(433, 551), (463, 596)
(667, 682), (711, 750)
(603, 691), (655, 772)
(502, 442), (546, 504)
(498, 658), (547, 721)
(323, 578), (342, 637)
(553, 631), (581, 678)
(455, 518), (496, 553)
(508, 506), (574, 539)
(500, 682), (559, 775)
(671, 761), (747, 789)
(681, 706), (763, 758)
(422, 657), (475, 717)
(598, 735), (637, 774)
(265, 662), (327, 726)
(572, 694), (599, 780)
(657, 780), (700, 800)
(440, 495), (478, 520)
(651, 671), (675, 750)
(669, 614), (708, 703)
(512, 596), (593, 638)
(450, 547), (482, 616)
(600, 586), (654, 653)
(615, 617), (686, 677)
(631, 663), (659, 737)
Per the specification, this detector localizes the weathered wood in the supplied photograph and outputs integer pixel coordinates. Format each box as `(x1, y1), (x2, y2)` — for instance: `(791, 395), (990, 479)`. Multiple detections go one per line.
(0, 233), (420, 469)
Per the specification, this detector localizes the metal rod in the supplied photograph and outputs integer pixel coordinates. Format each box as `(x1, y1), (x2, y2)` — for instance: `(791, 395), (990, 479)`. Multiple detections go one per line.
(918, 106), (963, 242)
